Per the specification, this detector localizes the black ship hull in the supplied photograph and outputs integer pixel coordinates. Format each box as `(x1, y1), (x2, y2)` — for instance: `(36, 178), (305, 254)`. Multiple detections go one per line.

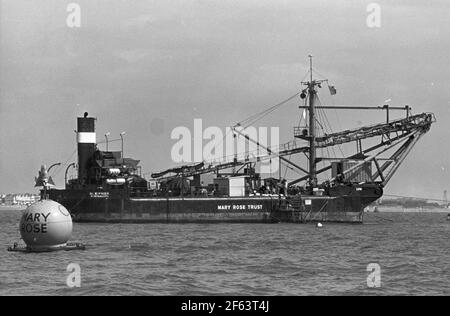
(48, 184), (382, 224)
(32, 55), (435, 227)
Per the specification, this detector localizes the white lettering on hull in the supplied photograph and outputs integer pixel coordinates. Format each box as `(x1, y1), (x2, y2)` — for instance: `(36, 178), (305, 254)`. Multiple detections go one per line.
(217, 204), (263, 211)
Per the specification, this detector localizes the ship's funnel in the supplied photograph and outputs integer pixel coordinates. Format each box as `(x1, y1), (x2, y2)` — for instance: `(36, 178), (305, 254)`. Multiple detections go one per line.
(77, 113), (96, 185)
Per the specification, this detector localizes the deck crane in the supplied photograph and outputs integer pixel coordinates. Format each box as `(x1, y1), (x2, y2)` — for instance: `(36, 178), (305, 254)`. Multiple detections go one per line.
(152, 111), (435, 189)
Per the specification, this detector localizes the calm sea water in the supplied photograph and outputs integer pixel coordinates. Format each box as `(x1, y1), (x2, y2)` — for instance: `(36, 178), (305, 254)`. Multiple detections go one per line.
(0, 209), (448, 296)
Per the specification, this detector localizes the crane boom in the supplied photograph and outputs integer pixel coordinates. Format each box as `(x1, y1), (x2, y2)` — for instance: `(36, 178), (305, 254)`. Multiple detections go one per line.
(152, 113), (435, 183)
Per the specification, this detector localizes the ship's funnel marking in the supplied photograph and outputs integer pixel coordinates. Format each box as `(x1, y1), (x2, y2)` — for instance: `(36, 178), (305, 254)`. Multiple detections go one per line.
(77, 132), (96, 144)
(77, 116), (96, 184)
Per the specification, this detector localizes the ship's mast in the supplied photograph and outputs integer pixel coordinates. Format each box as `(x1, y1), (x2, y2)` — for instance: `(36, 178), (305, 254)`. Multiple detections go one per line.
(303, 55), (328, 187)
(307, 55), (317, 187)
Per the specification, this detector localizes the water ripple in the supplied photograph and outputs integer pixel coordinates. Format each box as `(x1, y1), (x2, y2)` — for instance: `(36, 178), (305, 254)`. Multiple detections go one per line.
(0, 210), (448, 295)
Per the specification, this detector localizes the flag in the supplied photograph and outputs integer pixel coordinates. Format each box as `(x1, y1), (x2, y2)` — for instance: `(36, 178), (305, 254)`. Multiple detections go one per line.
(328, 85), (337, 95)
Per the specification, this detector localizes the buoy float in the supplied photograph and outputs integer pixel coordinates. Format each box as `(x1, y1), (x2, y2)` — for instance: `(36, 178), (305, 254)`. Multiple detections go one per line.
(317, 222), (323, 228)
(22, 200), (71, 247)
(8, 165), (85, 253)
(8, 200), (85, 252)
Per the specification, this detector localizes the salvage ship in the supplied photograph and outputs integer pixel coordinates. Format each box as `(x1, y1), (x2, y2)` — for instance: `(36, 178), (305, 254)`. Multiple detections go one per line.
(45, 57), (435, 223)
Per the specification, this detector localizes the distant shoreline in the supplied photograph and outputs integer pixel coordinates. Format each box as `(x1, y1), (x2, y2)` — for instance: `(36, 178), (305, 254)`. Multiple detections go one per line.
(0, 205), (25, 211)
(367, 206), (450, 213)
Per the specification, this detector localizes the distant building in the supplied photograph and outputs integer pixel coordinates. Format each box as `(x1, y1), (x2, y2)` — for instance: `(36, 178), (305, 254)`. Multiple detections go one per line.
(2, 193), (40, 206)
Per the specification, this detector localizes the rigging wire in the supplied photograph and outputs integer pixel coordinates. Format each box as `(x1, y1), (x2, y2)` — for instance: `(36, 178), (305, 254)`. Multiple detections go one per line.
(312, 68), (330, 81)
(317, 108), (332, 168)
(159, 66), (338, 183)
(319, 107), (337, 160)
(329, 99), (346, 157)
(238, 92), (300, 129)
(316, 93), (345, 158)
(201, 90), (303, 166)
(283, 154), (292, 179)
(310, 65), (347, 157)
(212, 69), (313, 172)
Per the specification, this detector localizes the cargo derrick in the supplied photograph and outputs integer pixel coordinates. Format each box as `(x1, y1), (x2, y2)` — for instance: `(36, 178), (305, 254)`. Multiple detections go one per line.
(289, 112), (435, 187)
(152, 56), (435, 199)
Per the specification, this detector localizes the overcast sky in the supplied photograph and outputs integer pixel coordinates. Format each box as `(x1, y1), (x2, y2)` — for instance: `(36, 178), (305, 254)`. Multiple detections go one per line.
(1, 0), (449, 199)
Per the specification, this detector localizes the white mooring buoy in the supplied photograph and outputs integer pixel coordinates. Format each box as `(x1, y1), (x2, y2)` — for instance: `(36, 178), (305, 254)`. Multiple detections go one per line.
(8, 199), (85, 252)
(7, 165), (85, 253)
(317, 222), (323, 228)
(20, 200), (73, 249)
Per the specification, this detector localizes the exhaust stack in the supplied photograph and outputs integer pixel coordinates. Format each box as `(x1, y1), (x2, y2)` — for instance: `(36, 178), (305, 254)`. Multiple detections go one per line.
(77, 112), (96, 185)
